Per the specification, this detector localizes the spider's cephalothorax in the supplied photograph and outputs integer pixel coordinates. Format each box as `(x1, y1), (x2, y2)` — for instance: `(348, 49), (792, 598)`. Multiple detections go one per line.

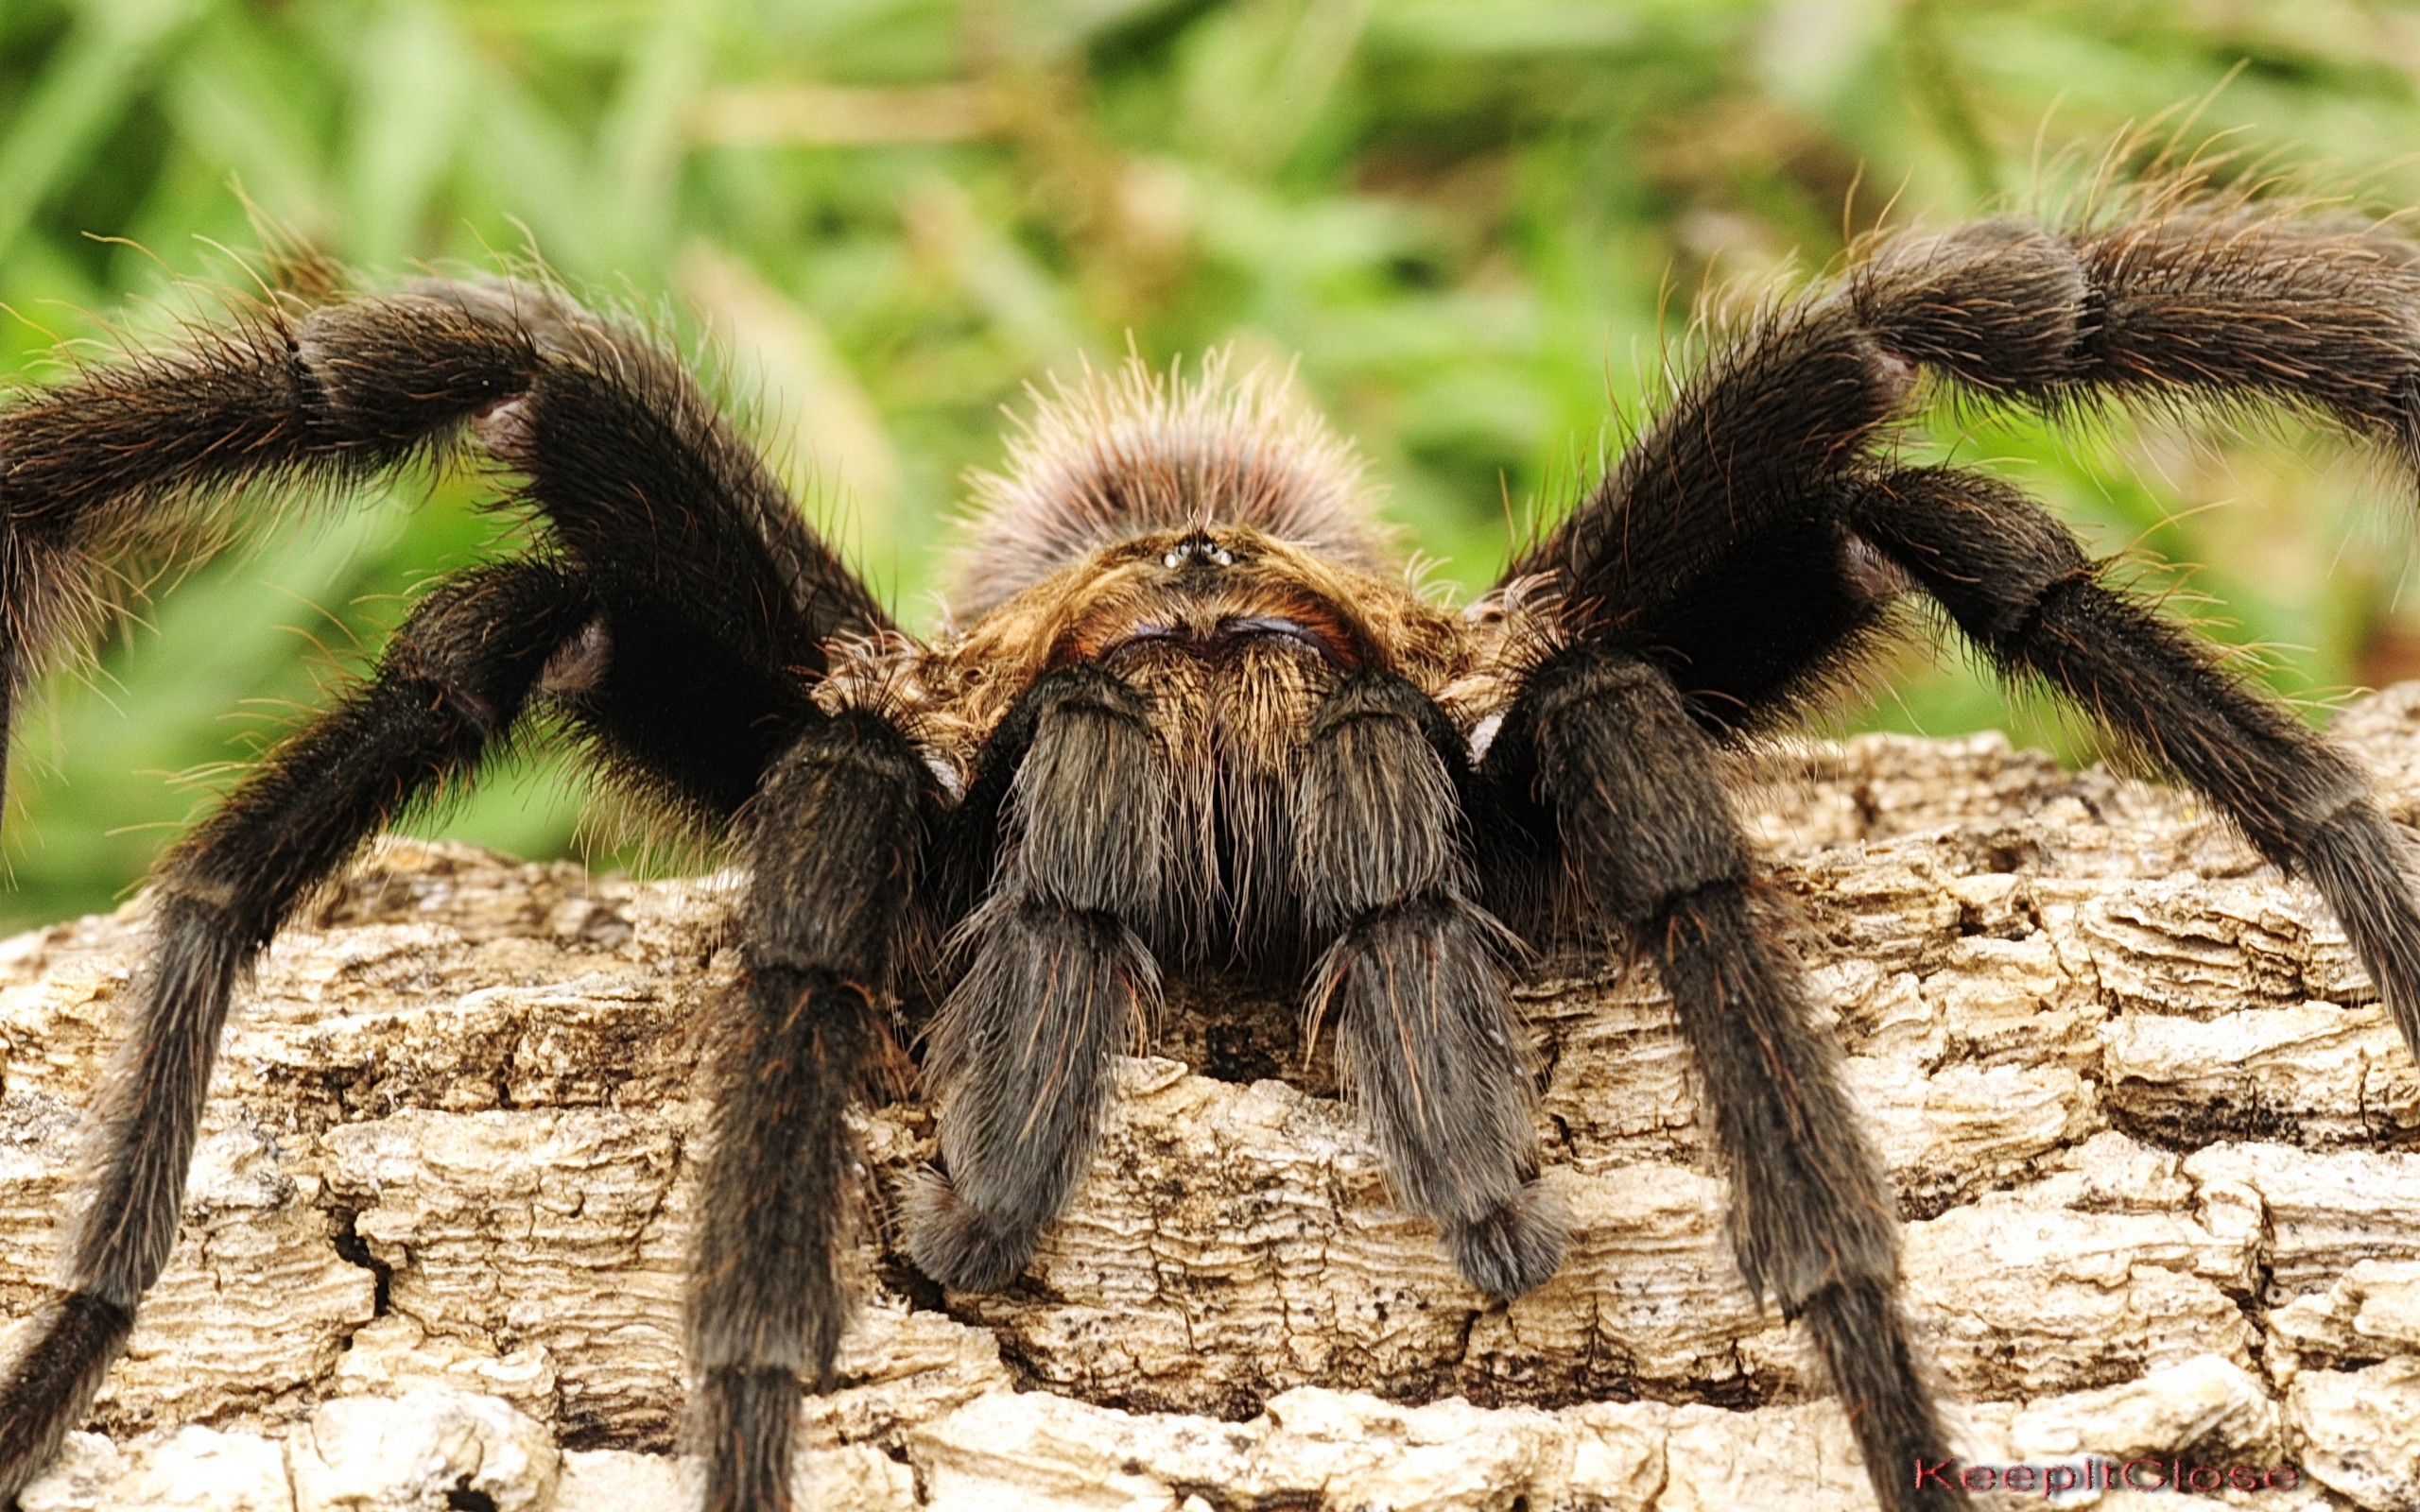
(8, 205), (2420, 1512)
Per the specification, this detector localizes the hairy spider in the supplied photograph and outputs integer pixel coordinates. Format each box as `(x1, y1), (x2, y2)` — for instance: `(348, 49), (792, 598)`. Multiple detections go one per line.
(3, 199), (2420, 1512)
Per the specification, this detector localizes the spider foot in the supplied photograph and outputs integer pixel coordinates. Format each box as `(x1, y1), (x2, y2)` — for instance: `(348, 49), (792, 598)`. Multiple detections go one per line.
(696, 1366), (804, 1512)
(1443, 1177), (1568, 1301)
(904, 1169), (1041, 1293)
(0, 1292), (136, 1503)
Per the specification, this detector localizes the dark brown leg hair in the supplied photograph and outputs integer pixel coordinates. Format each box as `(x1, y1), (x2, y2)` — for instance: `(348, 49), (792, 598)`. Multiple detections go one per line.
(0, 280), (905, 1512)
(1848, 465), (2420, 1054)
(1608, 515), (1904, 735)
(1298, 674), (1563, 1299)
(688, 709), (927, 1512)
(0, 559), (596, 1504)
(907, 664), (1167, 1292)
(544, 599), (821, 826)
(0, 280), (885, 820)
(1486, 645), (1966, 1512)
(1515, 209), (2420, 659)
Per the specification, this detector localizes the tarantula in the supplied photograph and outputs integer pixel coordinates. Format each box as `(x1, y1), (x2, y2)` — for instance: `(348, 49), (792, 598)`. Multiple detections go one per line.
(3, 201), (2420, 1512)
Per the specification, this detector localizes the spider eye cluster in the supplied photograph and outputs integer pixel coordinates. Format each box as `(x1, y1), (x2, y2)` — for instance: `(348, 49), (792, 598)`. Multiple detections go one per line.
(1161, 532), (1237, 569)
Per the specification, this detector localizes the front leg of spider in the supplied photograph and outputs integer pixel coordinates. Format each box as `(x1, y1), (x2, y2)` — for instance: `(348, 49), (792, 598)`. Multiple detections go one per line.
(1297, 672), (1564, 1297)
(1845, 465), (2420, 1051)
(0, 279), (892, 1512)
(1495, 203), (2420, 1512)
(688, 710), (927, 1512)
(1491, 647), (1963, 1512)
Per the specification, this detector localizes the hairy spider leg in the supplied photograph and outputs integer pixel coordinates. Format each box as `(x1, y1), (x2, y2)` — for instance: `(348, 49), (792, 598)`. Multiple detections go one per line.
(0, 292), (515, 826)
(1850, 466), (2420, 1054)
(1518, 209), (2420, 696)
(449, 291), (879, 819)
(1518, 207), (2420, 1044)
(1297, 673), (1564, 1299)
(0, 283), (886, 828)
(0, 283), (902, 1512)
(0, 560), (595, 1503)
(1487, 645), (1965, 1512)
(688, 709), (926, 1512)
(908, 664), (1167, 1292)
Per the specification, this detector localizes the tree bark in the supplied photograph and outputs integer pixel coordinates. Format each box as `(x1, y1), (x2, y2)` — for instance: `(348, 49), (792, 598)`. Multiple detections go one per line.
(11, 692), (2420, 1509)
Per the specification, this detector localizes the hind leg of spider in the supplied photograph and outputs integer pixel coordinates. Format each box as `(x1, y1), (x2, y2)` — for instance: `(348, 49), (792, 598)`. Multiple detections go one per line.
(0, 558), (596, 1504)
(1298, 673), (1563, 1299)
(1488, 645), (1967, 1512)
(686, 710), (927, 1512)
(1850, 464), (2420, 1054)
(905, 665), (1167, 1293)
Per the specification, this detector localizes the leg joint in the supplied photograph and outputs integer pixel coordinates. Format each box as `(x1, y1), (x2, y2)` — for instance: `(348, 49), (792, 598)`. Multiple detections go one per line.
(1009, 667), (1165, 915)
(761, 710), (928, 806)
(1299, 676), (1468, 928)
(1028, 661), (1152, 724)
(295, 294), (543, 453)
(1851, 220), (2092, 395)
(1844, 467), (2096, 645)
(1511, 646), (1749, 925)
(1642, 873), (1754, 939)
(746, 712), (927, 987)
(1309, 671), (1466, 762)
(1512, 644), (1669, 730)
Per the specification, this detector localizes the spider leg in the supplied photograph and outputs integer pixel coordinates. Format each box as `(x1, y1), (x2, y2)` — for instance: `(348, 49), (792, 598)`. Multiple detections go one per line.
(3, 278), (912, 1510)
(1513, 210), (2420, 649)
(688, 708), (926, 1512)
(1848, 463), (2420, 1052)
(906, 665), (1167, 1292)
(0, 558), (594, 1503)
(0, 280), (885, 820)
(1487, 645), (1965, 1512)
(1298, 673), (1563, 1299)
(542, 598), (819, 825)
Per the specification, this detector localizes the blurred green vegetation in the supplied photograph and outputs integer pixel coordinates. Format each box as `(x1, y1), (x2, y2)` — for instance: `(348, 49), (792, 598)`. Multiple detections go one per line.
(5, 0), (2420, 926)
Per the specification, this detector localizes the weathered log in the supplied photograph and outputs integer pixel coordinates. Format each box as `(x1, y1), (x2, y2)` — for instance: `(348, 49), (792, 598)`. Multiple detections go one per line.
(12, 691), (2420, 1509)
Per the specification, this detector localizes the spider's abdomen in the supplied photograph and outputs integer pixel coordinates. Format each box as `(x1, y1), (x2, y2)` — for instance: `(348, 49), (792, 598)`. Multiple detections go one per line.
(942, 352), (1389, 619)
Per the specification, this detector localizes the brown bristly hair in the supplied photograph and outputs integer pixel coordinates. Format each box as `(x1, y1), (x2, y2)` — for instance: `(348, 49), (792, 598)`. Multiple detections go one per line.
(946, 348), (1392, 619)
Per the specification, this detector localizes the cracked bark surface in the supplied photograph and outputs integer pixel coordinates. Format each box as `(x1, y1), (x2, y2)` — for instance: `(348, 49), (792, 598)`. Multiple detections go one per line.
(11, 691), (2420, 1508)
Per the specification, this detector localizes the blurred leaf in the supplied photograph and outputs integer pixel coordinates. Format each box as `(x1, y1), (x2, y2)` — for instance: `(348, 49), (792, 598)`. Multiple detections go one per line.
(0, 0), (200, 264)
(599, 0), (725, 267)
(342, 2), (474, 265)
(160, 19), (331, 233)
(904, 173), (1090, 365)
